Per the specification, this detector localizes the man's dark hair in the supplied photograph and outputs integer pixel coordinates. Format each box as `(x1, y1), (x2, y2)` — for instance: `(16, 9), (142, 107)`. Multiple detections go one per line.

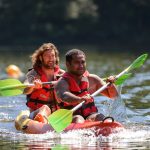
(65, 49), (86, 63)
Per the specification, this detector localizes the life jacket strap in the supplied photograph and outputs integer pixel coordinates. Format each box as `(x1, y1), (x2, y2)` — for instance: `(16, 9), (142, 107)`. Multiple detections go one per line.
(70, 88), (88, 95)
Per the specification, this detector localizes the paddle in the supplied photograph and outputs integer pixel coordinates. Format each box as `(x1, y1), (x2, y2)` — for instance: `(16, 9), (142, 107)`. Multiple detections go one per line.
(0, 73), (131, 97)
(103, 73), (132, 86)
(0, 79), (52, 96)
(48, 53), (148, 133)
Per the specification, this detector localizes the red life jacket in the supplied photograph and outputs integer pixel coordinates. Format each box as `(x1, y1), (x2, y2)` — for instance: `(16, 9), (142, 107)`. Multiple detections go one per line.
(59, 72), (98, 119)
(26, 66), (61, 112)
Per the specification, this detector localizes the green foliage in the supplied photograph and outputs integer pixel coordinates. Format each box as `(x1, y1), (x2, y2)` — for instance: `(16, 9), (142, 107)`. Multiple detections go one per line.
(0, 0), (150, 45)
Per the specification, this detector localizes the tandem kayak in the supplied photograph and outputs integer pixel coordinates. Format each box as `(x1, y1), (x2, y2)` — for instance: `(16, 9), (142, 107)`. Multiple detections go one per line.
(15, 110), (124, 136)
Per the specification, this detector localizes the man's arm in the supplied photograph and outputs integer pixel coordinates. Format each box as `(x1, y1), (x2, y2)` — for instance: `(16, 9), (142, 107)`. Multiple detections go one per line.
(55, 78), (83, 105)
(59, 69), (65, 74)
(23, 70), (41, 95)
(88, 74), (118, 99)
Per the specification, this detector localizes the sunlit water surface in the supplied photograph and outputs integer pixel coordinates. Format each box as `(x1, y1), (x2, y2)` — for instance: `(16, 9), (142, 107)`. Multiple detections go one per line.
(0, 50), (150, 149)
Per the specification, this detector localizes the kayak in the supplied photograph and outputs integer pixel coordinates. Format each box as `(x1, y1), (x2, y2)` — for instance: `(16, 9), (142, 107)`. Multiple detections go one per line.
(65, 118), (123, 136)
(15, 110), (124, 136)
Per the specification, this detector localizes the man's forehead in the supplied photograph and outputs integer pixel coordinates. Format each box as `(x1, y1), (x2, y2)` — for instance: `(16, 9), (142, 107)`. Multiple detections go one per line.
(43, 49), (55, 55)
(72, 54), (85, 59)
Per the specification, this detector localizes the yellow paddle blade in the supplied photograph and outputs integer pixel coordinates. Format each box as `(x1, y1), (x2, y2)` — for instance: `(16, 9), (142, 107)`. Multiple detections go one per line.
(48, 109), (73, 133)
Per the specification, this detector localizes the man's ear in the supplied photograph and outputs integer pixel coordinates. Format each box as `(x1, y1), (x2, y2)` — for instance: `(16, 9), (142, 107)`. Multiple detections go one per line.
(66, 61), (70, 67)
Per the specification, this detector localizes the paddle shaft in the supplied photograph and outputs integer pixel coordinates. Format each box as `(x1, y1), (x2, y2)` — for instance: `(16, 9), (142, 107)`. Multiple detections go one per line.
(71, 68), (129, 112)
(0, 81), (52, 90)
(25, 81), (52, 87)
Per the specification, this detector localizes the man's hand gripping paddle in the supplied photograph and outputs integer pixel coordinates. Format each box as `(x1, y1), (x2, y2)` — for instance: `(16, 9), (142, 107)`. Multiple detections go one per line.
(0, 79), (52, 96)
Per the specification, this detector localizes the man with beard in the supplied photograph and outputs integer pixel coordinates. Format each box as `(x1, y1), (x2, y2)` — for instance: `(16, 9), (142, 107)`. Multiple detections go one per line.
(55, 49), (118, 123)
(23, 43), (64, 122)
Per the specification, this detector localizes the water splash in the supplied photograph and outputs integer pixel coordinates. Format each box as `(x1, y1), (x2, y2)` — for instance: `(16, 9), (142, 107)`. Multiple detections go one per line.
(109, 86), (128, 123)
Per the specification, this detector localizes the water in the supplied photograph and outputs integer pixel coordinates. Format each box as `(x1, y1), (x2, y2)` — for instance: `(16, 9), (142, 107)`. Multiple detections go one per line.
(0, 50), (150, 149)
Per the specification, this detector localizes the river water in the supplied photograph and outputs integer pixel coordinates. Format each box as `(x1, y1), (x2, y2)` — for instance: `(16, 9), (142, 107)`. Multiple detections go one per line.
(0, 50), (150, 149)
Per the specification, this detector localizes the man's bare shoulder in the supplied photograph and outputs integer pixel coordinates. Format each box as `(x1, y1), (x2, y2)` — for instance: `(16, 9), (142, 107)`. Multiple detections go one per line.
(88, 73), (104, 82)
(56, 77), (69, 89)
(55, 77), (70, 99)
(58, 69), (65, 75)
(87, 73), (105, 93)
(88, 73), (105, 86)
(26, 69), (38, 83)
(26, 69), (37, 76)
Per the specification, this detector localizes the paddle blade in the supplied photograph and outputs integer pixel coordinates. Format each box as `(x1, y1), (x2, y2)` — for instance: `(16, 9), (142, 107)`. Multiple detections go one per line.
(0, 89), (23, 96)
(127, 54), (148, 72)
(0, 79), (22, 87)
(115, 73), (132, 85)
(48, 109), (73, 133)
(0, 79), (24, 96)
(0, 79), (26, 90)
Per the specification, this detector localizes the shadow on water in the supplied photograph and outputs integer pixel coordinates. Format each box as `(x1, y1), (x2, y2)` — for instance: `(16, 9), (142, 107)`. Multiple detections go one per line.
(0, 47), (150, 149)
